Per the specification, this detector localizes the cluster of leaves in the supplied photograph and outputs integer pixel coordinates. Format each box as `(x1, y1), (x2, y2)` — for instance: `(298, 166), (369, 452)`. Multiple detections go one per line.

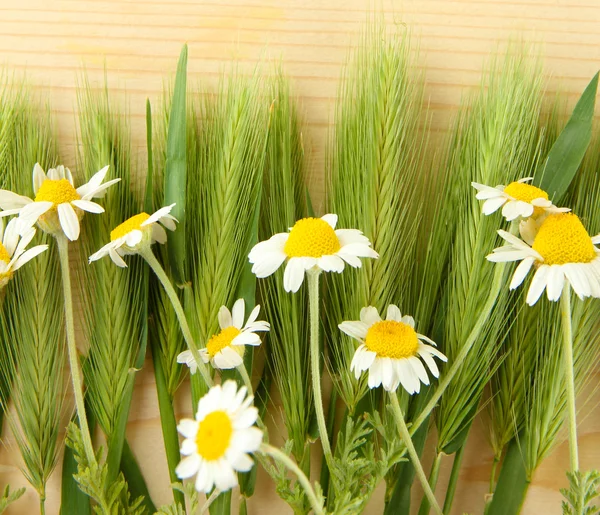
(66, 423), (146, 515)
(0, 485), (25, 515)
(561, 470), (600, 515)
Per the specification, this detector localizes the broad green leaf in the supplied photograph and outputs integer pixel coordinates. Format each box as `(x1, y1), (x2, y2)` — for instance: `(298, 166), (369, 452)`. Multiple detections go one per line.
(537, 72), (599, 200)
(487, 438), (530, 515)
(165, 44), (188, 286)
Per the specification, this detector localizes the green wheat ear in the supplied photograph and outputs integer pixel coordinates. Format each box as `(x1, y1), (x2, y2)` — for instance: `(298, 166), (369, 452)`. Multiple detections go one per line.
(0, 78), (64, 514)
(259, 69), (311, 465)
(325, 21), (427, 412)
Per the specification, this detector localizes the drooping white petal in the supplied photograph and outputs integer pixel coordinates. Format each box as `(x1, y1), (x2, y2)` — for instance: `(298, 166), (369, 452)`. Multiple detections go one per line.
(213, 347), (243, 369)
(108, 248), (127, 268)
(17, 201), (52, 229)
(526, 265), (550, 306)
(57, 203), (80, 241)
(367, 359), (383, 389)
(546, 265), (565, 302)
(482, 196), (506, 215)
(175, 454), (201, 480)
(283, 257), (306, 293)
(318, 254), (345, 273)
(2, 219), (22, 257)
(152, 223), (168, 244)
(381, 358), (394, 391)
(408, 356), (430, 386)
(509, 257), (536, 290)
(419, 350), (440, 378)
(142, 204), (176, 226)
(212, 461), (238, 492)
(10, 245), (48, 271)
(248, 234), (287, 263)
(336, 251), (363, 268)
(251, 251), (287, 278)
(338, 242), (379, 259)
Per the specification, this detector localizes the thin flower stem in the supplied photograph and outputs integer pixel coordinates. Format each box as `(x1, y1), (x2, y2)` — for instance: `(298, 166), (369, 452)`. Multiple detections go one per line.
(237, 364), (266, 431)
(141, 249), (213, 389)
(442, 443), (465, 514)
(411, 259), (507, 436)
(307, 270), (333, 467)
(560, 283), (579, 472)
(260, 443), (324, 515)
(56, 234), (96, 465)
(389, 393), (443, 515)
(200, 489), (221, 515)
(418, 452), (443, 515)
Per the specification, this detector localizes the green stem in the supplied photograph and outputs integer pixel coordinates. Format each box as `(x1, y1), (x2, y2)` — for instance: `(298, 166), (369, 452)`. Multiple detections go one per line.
(560, 283), (579, 472)
(260, 443), (324, 515)
(411, 259), (507, 437)
(237, 364), (265, 432)
(389, 393), (442, 515)
(418, 452), (443, 515)
(201, 489), (221, 514)
(442, 444), (465, 515)
(40, 496), (46, 515)
(56, 234), (96, 465)
(141, 248), (213, 389)
(489, 455), (500, 494)
(307, 270), (332, 467)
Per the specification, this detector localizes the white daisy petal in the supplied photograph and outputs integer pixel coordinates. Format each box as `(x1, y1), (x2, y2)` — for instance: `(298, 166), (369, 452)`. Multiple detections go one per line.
(245, 305), (261, 326)
(142, 203), (176, 226)
(419, 351), (440, 378)
(401, 315), (415, 328)
(177, 419), (199, 439)
(546, 265), (565, 302)
(251, 251), (287, 278)
(510, 257), (536, 290)
(0, 190), (32, 210)
(231, 299), (245, 329)
(368, 359), (383, 389)
(213, 347), (243, 370)
(482, 196), (506, 215)
(57, 203), (80, 241)
(10, 245), (48, 271)
(175, 455), (201, 480)
(339, 321), (369, 340)
(318, 254), (345, 273)
(335, 229), (370, 246)
(283, 257), (306, 293)
(218, 305), (233, 330)
(526, 265), (550, 306)
(386, 304), (402, 322)
(360, 306), (381, 326)
(232, 332), (261, 347)
(32, 163), (47, 194)
(108, 248), (128, 268)
(71, 199), (105, 214)
(152, 223), (168, 244)
(18, 201), (52, 228)
(321, 213), (338, 229)
(408, 356), (430, 386)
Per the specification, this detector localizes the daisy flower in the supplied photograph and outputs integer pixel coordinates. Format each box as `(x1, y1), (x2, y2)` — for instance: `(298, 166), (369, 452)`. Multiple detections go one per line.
(177, 298), (269, 371)
(0, 218), (48, 289)
(88, 204), (178, 267)
(248, 214), (378, 293)
(175, 380), (263, 493)
(339, 304), (447, 394)
(472, 177), (567, 222)
(487, 212), (600, 305)
(0, 163), (120, 241)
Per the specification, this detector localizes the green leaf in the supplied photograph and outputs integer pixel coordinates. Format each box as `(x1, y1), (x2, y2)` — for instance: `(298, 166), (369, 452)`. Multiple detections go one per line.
(536, 72), (599, 200)
(165, 44), (188, 286)
(487, 438), (530, 515)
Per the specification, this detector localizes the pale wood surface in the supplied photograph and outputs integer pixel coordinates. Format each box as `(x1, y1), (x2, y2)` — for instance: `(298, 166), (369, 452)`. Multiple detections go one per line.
(0, 1), (599, 514)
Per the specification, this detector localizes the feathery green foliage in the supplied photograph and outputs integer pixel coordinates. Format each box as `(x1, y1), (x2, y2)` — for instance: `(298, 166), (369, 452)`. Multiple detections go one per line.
(562, 470), (600, 515)
(325, 22), (427, 411)
(435, 48), (546, 454)
(76, 79), (148, 489)
(0, 82), (64, 510)
(0, 485), (25, 514)
(66, 423), (145, 515)
(259, 70), (311, 463)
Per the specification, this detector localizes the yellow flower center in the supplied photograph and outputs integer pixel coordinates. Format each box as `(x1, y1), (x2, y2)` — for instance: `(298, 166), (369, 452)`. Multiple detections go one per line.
(110, 213), (151, 241)
(195, 410), (233, 461)
(206, 326), (242, 358)
(532, 213), (597, 265)
(364, 320), (419, 359)
(503, 181), (549, 217)
(34, 179), (80, 206)
(284, 217), (341, 258)
(0, 243), (10, 264)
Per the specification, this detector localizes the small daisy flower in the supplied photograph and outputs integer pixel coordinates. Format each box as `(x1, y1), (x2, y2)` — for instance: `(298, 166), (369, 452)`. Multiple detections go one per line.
(472, 177), (568, 222)
(0, 163), (120, 241)
(249, 214), (378, 293)
(177, 299), (269, 371)
(88, 204), (178, 267)
(487, 212), (600, 305)
(339, 305), (447, 394)
(0, 218), (48, 289)
(175, 380), (263, 493)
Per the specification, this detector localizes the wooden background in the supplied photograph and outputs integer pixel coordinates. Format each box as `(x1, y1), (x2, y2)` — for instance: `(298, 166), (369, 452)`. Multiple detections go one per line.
(0, 0), (599, 513)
